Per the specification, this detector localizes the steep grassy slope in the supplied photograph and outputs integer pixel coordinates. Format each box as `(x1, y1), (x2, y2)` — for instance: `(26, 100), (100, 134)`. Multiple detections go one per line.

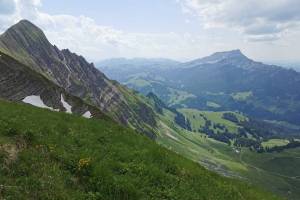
(0, 100), (278, 200)
(155, 108), (300, 199)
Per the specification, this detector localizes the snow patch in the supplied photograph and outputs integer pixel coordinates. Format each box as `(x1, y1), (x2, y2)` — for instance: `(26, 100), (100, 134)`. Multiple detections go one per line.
(23, 95), (52, 110)
(61, 94), (72, 113)
(82, 111), (92, 118)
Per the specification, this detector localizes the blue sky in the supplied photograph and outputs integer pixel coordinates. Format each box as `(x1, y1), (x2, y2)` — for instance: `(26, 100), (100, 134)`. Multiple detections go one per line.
(0, 0), (300, 63)
(41, 0), (195, 33)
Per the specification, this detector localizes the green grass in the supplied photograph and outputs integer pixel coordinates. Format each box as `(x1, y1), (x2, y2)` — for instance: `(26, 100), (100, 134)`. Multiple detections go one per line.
(239, 148), (300, 199)
(262, 139), (290, 148)
(0, 100), (278, 200)
(179, 108), (247, 134)
(156, 108), (300, 199)
(231, 91), (253, 101)
(167, 88), (196, 106)
(206, 101), (221, 108)
(125, 78), (152, 87)
(157, 109), (248, 174)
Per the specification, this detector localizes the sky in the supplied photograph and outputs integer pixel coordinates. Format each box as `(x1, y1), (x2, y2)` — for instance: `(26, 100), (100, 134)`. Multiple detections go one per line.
(0, 0), (300, 63)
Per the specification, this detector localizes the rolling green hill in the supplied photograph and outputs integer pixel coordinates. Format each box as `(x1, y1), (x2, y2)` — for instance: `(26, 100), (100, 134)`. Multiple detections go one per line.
(179, 108), (247, 134)
(98, 50), (300, 125)
(155, 107), (300, 199)
(140, 91), (300, 199)
(0, 100), (278, 200)
(0, 20), (298, 200)
(177, 108), (300, 150)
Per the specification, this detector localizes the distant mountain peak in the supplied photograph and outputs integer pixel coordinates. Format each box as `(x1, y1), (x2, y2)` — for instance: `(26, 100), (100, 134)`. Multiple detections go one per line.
(232, 49), (241, 53)
(210, 49), (247, 59)
(182, 49), (250, 68)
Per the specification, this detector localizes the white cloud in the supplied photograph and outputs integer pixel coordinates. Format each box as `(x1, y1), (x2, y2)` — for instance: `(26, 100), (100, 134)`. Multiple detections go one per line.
(0, 0), (41, 31)
(16, 0), (41, 19)
(2, 0), (227, 61)
(37, 13), (209, 60)
(0, 0), (300, 62)
(0, 0), (212, 61)
(179, 0), (300, 41)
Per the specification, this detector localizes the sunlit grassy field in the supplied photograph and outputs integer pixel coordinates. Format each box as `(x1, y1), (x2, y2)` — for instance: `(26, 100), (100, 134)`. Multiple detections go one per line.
(179, 108), (247, 134)
(157, 108), (300, 199)
(0, 100), (278, 200)
(262, 139), (290, 148)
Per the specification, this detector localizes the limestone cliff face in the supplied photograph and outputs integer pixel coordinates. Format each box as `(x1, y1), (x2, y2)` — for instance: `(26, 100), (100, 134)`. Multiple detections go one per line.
(0, 51), (105, 118)
(0, 20), (156, 137)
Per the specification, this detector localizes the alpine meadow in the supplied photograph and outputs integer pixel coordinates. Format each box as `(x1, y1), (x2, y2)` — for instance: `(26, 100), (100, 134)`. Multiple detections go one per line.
(0, 0), (300, 199)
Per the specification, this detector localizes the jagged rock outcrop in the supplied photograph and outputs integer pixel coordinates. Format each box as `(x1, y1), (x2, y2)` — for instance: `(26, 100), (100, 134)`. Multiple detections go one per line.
(0, 20), (156, 137)
(0, 51), (105, 118)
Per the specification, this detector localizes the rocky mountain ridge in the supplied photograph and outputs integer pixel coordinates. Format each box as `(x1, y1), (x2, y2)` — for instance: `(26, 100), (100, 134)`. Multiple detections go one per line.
(98, 50), (300, 125)
(0, 20), (157, 137)
(0, 51), (105, 119)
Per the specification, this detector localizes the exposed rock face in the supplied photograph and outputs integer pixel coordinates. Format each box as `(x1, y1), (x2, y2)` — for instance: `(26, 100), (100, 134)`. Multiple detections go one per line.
(0, 20), (156, 137)
(0, 51), (105, 119)
(0, 20), (122, 110)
